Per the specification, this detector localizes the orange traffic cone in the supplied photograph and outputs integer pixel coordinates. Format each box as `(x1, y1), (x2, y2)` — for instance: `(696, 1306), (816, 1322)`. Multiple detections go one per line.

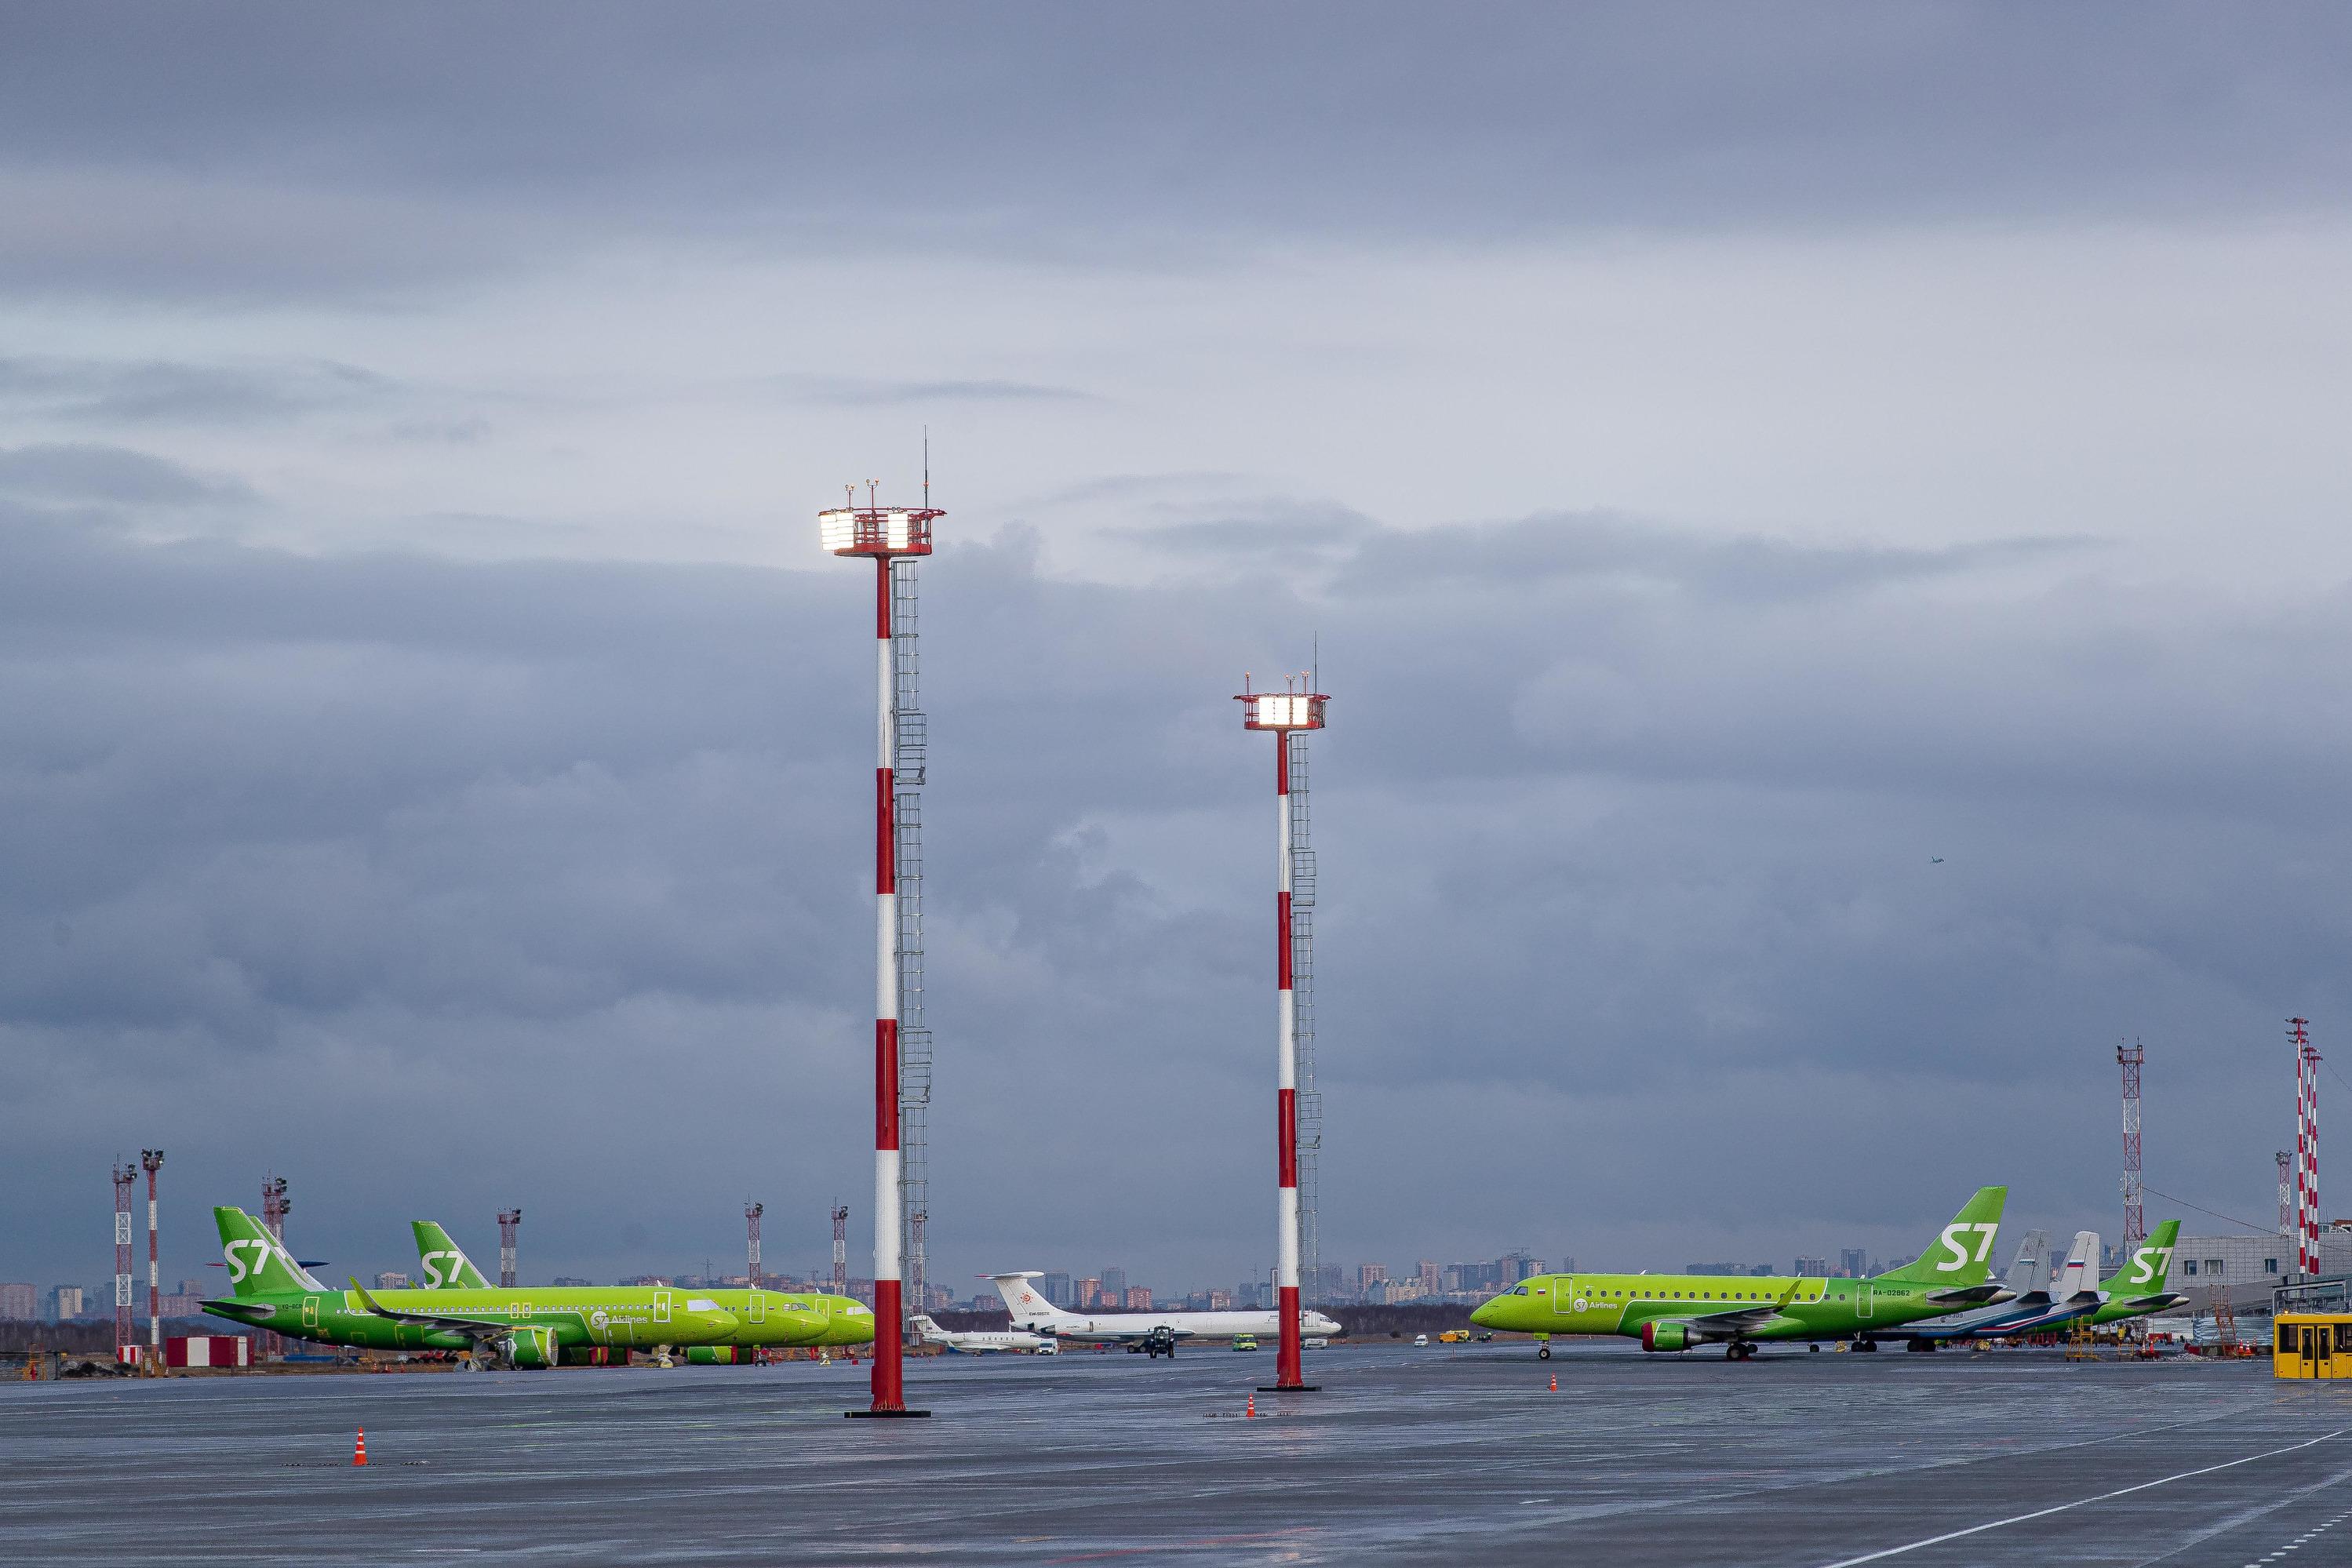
(1548, 1373), (1557, 1392)
(353, 1428), (368, 1467)
(1246, 1394), (1256, 1419)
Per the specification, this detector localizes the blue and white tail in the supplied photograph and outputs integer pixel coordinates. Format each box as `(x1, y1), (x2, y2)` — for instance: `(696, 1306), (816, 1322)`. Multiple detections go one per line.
(2049, 1231), (2103, 1302)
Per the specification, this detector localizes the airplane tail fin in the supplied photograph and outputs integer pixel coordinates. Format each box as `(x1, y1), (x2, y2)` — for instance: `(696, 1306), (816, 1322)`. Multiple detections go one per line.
(411, 1221), (491, 1290)
(2049, 1231), (2103, 1301)
(911, 1315), (942, 1337)
(988, 1271), (1072, 1322)
(213, 1206), (325, 1297)
(1877, 1187), (2008, 1286)
(2102, 1219), (2180, 1296)
(2001, 1229), (2052, 1298)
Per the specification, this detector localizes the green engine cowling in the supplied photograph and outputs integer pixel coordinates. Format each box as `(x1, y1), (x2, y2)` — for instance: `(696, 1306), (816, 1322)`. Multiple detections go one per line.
(1640, 1321), (1691, 1353)
(686, 1345), (747, 1365)
(501, 1325), (559, 1369)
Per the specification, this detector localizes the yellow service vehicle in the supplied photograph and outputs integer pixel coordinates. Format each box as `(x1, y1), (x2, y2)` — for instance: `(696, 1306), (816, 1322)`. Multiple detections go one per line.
(2272, 1313), (2352, 1378)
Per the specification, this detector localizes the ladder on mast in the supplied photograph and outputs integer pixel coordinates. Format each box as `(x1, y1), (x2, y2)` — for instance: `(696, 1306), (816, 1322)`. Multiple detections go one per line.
(890, 558), (930, 1330)
(1287, 729), (1321, 1303)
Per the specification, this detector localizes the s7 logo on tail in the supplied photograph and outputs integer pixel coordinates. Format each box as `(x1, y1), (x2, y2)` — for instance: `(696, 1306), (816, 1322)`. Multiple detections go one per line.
(422, 1250), (461, 1289)
(2127, 1246), (2172, 1286)
(224, 1238), (271, 1284)
(1935, 1223), (2002, 1271)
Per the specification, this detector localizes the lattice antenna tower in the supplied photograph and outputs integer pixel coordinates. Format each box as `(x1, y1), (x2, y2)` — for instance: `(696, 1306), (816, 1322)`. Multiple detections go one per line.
(111, 1163), (135, 1359)
(2116, 1039), (2144, 1250)
(831, 1202), (849, 1300)
(746, 1202), (764, 1290)
(497, 1208), (522, 1290)
(2279, 1151), (2295, 1236)
(260, 1174), (290, 1359)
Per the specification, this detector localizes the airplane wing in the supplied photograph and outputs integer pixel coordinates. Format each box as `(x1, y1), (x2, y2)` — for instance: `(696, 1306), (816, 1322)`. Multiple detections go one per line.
(346, 1279), (517, 1344)
(1674, 1277), (1807, 1335)
(1924, 1285), (2012, 1307)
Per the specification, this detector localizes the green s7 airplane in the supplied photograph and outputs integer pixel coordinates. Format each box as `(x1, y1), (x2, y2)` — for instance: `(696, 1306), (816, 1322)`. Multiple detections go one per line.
(410, 1220), (876, 1354)
(201, 1207), (740, 1368)
(1469, 1186), (2012, 1359)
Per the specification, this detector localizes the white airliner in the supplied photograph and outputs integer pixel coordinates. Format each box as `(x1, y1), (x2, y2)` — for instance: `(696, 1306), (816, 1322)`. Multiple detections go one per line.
(912, 1314), (1058, 1355)
(988, 1271), (1343, 1358)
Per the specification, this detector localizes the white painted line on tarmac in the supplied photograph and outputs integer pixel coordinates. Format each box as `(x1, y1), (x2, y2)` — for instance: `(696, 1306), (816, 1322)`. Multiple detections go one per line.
(1817, 1428), (2349, 1568)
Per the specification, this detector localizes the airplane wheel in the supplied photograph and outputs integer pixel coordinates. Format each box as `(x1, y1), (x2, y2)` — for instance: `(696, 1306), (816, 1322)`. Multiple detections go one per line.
(1809, 1343), (1820, 1352)
(1537, 1345), (1551, 1360)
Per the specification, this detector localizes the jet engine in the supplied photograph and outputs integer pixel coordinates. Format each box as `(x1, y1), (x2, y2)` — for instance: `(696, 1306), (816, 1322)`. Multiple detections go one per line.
(1640, 1321), (1692, 1353)
(497, 1325), (559, 1370)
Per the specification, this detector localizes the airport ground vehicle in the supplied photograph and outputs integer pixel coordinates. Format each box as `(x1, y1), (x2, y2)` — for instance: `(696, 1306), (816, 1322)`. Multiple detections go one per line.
(1231, 1334), (1259, 1351)
(1302, 1336), (1328, 1348)
(989, 1272), (1342, 1358)
(202, 1209), (738, 1368)
(1470, 1187), (2012, 1359)
(2274, 1314), (2352, 1378)
(1413, 1333), (1429, 1346)
(411, 1221), (873, 1354)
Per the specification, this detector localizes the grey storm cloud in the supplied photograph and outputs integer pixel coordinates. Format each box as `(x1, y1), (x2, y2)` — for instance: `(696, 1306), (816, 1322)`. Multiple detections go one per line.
(2, 9), (2341, 1297)
(4, 493), (2344, 1287)
(0, 443), (258, 507)
(0, 355), (395, 425)
(3, 5), (2350, 295)
(764, 374), (1098, 408)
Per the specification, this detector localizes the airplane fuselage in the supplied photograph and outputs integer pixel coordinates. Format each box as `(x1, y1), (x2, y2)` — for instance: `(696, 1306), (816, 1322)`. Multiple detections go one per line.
(1472, 1271), (1994, 1346)
(203, 1285), (738, 1356)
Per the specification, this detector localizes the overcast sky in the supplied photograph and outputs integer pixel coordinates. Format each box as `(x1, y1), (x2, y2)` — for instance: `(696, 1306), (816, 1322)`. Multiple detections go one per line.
(5, 4), (2351, 1299)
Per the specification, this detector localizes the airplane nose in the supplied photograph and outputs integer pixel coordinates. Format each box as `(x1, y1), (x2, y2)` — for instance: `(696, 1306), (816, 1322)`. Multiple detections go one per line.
(1469, 1299), (1498, 1326)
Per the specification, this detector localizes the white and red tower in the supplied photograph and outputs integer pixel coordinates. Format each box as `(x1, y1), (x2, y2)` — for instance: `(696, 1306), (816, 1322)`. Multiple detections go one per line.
(140, 1149), (163, 1363)
(821, 482), (940, 1418)
(1237, 674), (1328, 1394)
(111, 1163), (135, 1360)
(497, 1208), (521, 1290)
(2292, 1019), (2321, 1278)
(260, 1175), (289, 1359)
(745, 1202), (764, 1290)
(2116, 1039), (2144, 1251)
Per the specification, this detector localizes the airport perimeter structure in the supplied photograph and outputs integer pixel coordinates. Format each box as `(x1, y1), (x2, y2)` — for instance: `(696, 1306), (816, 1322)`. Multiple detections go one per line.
(1239, 675), (1328, 1394)
(821, 484), (941, 1417)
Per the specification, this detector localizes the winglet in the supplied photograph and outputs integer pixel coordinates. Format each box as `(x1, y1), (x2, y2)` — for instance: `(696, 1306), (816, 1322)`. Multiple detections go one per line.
(348, 1276), (391, 1317)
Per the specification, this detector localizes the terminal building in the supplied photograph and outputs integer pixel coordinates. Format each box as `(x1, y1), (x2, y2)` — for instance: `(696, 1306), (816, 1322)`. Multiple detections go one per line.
(2169, 1231), (2352, 1312)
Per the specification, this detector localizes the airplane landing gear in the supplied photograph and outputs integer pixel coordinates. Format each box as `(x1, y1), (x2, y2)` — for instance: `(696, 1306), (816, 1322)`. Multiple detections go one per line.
(1537, 1345), (1551, 1360)
(1851, 1337), (1879, 1353)
(1724, 1343), (1755, 1361)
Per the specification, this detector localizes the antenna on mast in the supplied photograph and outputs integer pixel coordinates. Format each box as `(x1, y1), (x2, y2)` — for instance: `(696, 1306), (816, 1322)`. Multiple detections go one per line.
(923, 427), (930, 508)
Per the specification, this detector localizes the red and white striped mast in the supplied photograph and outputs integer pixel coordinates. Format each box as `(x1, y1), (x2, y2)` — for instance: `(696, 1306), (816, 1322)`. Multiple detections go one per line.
(822, 481), (938, 1418)
(140, 1148), (163, 1370)
(2292, 1018), (2321, 1279)
(1238, 673), (1327, 1394)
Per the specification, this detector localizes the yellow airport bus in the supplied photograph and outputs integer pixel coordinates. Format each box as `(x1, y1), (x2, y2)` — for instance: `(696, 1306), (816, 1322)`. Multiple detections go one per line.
(2272, 1313), (2352, 1378)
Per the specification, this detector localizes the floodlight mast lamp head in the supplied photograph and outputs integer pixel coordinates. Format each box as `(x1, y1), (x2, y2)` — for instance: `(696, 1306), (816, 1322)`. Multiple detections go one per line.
(818, 482), (941, 558)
